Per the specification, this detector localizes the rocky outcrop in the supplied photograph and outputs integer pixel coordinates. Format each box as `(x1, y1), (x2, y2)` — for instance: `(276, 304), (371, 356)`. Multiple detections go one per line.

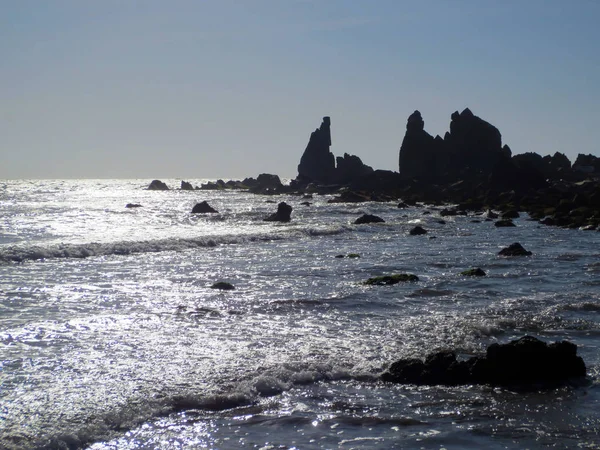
(147, 180), (169, 190)
(399, 108), (512, 183)
(297, 116), (335, 183)
(180, 181), (195, 190)
(381, 336), (586, 389)
(192, 201), (218, 214)
(264, 202), (292, 222)
(335, 153), (374, 183)
(460, 268), (486, 276)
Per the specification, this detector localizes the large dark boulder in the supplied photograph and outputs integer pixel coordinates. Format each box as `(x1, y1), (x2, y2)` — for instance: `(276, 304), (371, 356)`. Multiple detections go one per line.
(180, 181), (194, 190)
(147, 180), (169, 190)
(297, 116), (335, 183)
(192, 201), (218, 214)
(381, 336), (586, 389)
(264, 202), (292, 222)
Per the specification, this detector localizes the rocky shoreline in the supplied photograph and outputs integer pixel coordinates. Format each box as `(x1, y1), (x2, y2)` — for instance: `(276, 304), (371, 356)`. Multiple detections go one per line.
(146, 109), (600, 231)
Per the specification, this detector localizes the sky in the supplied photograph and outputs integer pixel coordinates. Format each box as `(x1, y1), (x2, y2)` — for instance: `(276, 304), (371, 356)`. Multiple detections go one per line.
(1, 0), (599, 180)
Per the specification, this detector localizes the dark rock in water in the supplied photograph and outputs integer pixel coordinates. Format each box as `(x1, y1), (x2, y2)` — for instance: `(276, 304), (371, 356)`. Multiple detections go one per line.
(486, 209), (499, 219)
(364, 274), (419, 285)
(398, 202), (409, 208)
(125, 203), (142, 208)
(192, 201), (218, 214)
(381, 336), (586, 389)
(440, 208), (458, 217)
(494, 220), (516, 227)
(180, 181), (194, 191)
(501, 210), (520, 219)
(211, 281), (235, 290)
(354, 214), (385, 224)
(335, 254), (345, 258)
(460, 268), (486, 277)
(499, 242), (532, 256)
(409, 226), (427, 235)
(300, 201), (311, 206)
(264, 202), (292, 222)
(347, 253), (360, 258)
(147, 179), (169, 190)
(297, 116), (335, 183)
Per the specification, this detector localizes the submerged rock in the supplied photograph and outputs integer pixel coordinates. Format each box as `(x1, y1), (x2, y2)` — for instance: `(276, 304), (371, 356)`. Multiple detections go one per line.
(125, 203), (143, 208)
(264, 202), (293, 222)
(364, 274), (419, 285)
(381, 336), (586, 389)
(495, 220), (516, 227)
(499, 242), (532, 256)
(192, 201), (218, 214)
(354, 214), (385, 224)
(460, 268), (486, 277)
(147, 179), (169, 190)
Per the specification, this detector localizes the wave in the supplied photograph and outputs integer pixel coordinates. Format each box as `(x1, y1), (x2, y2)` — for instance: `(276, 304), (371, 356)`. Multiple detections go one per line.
(0, 225), (353, 264)
(1, 361), (379, 450)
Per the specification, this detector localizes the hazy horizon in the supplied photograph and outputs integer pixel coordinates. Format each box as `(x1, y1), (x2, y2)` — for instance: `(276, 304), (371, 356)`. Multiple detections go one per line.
(2, 1), (599, 180)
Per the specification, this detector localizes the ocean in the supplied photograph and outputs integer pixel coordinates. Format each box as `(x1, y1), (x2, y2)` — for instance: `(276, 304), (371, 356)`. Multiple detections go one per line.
(1, 179), (599, 449)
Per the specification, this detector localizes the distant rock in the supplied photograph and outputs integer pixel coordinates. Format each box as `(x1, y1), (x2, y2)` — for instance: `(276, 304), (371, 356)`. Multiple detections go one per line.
(409, 226), (427, 235)
(381, 335), (586, 389)
(297, 116), (335, 183)
(192, 201), (218, 214)
(364, 274), (419, 285)
(180, 181), (194, 191)
(328, 191), (372, 203)
(264, 202), (292, 222)
(354, 214), (385, 224)
(399, 108), (510, 182)
(499, 242), (532, 256)
(147, 180), (169, 190)
(125, 203), (142, 208)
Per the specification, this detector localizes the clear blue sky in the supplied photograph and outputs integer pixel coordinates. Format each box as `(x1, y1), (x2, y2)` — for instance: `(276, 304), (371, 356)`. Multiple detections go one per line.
(1, 0), (599, 179)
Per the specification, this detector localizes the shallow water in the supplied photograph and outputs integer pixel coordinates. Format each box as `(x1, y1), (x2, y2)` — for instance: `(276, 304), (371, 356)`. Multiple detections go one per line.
(1, 179), (599, 449)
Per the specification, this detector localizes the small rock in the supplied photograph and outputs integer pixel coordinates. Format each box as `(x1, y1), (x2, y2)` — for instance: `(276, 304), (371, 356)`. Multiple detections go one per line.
(264, 202), (292, 222)
(192, 201), (218, 214)
(460, 268), (486, 276)
(499, 242), (532, 256)
(211, 282), (235, 290)
(354, 214), (385, 224)
(409, 226), (427, 235)
(495, 220), (516, 227)
(147, 179), (169, 190)
(125, 203), (143, 208)
(364, 274), (419, 285)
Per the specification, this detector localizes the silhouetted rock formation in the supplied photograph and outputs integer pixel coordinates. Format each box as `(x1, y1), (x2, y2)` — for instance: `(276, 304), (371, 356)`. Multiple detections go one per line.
(381, 336), (586, 389)
(335, 153), (374, 183)
(297, 116), (335, 183)
(295, 116), (374, 187)
(181, 181), (194, 190)
(399, 108), (511, 183)
(147, 180), (169, 190)
(264, 202), (292, 222)
(192, 201), (218, 214)
(573, 153), (600, 173)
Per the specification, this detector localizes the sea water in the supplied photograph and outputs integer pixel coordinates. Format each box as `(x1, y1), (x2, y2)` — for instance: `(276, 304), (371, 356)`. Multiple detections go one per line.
(1, 179), (599, 449)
